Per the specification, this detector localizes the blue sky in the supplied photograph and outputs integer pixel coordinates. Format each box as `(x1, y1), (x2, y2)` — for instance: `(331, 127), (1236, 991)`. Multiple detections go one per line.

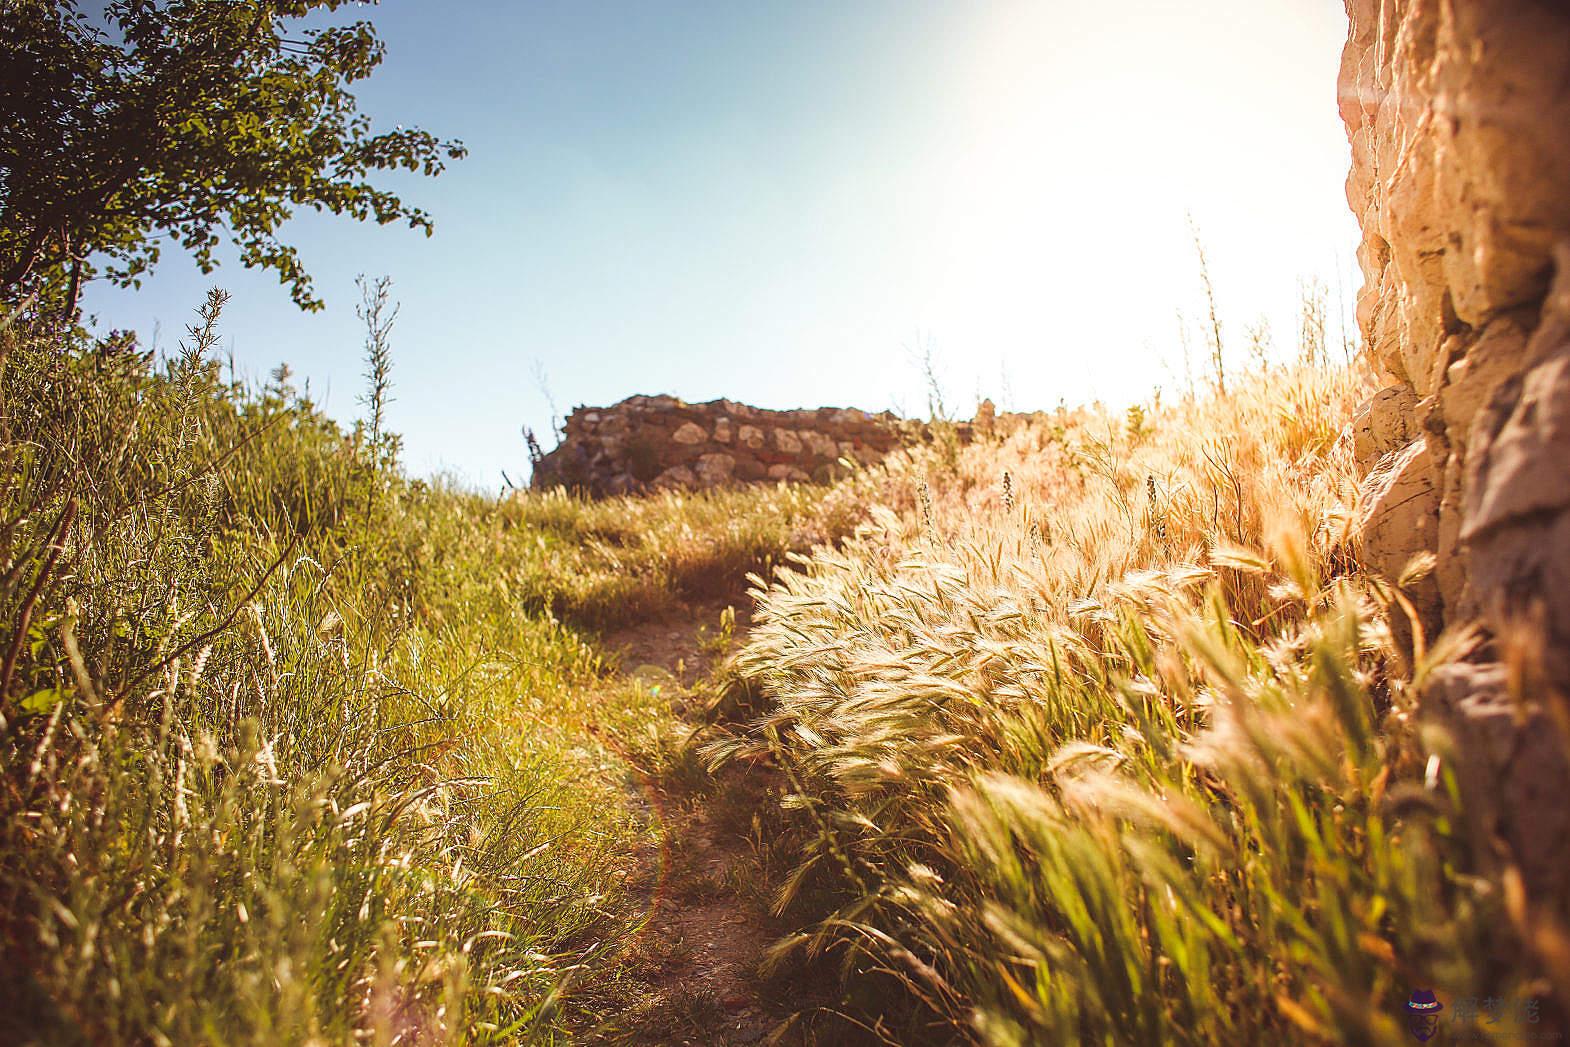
(83, 1), (1358, 487)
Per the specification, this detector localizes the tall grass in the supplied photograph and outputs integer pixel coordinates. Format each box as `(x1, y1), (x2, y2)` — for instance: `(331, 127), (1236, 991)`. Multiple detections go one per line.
(707, 362), (1543, 1043)
(8, 283), (1549, 1044)
(508, 482), (859, 633)
(0, 295), (848, 1044)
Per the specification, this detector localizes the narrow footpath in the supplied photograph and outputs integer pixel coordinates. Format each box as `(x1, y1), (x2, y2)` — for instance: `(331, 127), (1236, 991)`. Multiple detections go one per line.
(584, 602), (787, 1046)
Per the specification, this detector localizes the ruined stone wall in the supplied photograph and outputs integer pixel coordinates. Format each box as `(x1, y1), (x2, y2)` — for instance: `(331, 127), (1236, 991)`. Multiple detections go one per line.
(1340, 0), (1570, 903)
(529, 395), (910, 496)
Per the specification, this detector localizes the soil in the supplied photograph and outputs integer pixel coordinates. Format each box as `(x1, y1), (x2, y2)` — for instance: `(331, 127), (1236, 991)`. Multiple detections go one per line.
(578, 601), (789, 1046)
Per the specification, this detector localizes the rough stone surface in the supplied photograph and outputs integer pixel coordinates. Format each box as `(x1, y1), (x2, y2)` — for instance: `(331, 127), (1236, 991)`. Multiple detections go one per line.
(530, 395), (911, 496)
(671, 421), (707, 445)
(1357, 434), (1443, 628)
(1424, 663), (1570, 905)
(694, 452), (736, 486)
(1341, 0), (1570, 907)
(1341, 0), (1570, 631)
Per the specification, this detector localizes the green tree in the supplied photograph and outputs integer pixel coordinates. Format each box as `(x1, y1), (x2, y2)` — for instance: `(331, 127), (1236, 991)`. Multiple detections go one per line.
(0, 0), (465, 315)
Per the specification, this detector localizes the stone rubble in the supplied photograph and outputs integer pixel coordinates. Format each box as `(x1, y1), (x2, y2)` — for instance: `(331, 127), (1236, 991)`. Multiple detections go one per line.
(529, 395), (914, 496)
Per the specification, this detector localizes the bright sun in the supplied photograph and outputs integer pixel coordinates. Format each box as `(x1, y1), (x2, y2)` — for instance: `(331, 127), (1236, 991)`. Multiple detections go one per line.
(904, 0), (1359, 405)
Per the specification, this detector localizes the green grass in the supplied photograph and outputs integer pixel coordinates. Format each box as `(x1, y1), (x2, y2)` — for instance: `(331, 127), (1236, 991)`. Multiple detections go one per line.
(0, 293), (848, 1045)
(6, 292), (1559, 1045)
(506, 480), (861, 632)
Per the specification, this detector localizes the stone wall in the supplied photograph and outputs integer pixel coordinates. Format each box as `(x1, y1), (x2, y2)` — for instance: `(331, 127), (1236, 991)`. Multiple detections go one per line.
(530, 395), (910, 496)
(1340, 0), (1570, 904)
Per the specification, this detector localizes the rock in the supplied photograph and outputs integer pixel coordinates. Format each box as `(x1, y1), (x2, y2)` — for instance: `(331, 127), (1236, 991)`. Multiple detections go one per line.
(737, 424), (765, 450)
(1463, 349), (1570, 545)
(1423, 663), (1570, 905)
(653, 464), (696, 488)
(695, 452), (736, 485)
(733, 456), (767, 482)
(767, 464), (810, 482)
(975, 398), (997, 438)
(1441, 320), (1531, 439)
(713, 417), (733, 443)
(1342, 0), (1570, 915)
(1463, 334), (1570, 684)
(1342, 0), (1570, 630)
(1358, 439), (1437, 547)
(1357, 435), (1442, 635)
(672, 421), (707, 445)
(1351, 385), (1419, 469)
(772, 429), (803, 454)
(627, 394), (681, 410)
(799, 430), (838, 458)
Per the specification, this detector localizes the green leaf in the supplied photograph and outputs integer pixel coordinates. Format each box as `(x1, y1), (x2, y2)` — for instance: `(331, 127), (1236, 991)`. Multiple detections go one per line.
(19, 687), (70, 716)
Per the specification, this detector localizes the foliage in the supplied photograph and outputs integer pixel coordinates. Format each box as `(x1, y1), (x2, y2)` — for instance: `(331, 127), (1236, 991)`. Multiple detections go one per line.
(0, 0), (465, 313)
(0, 294), (848, 1043)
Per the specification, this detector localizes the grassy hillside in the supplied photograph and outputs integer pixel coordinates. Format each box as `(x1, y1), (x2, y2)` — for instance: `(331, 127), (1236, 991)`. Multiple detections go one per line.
(0, 296), (847, 1045)
(2, 294), (1553, 1045)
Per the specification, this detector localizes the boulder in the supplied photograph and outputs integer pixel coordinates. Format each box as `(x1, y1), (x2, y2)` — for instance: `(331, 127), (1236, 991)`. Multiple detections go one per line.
(1423, 663), (1570, 904)
(799, 430), (838, 458)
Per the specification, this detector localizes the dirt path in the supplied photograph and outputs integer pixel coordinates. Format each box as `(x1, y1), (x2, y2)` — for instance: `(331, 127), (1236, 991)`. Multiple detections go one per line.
(583, 602), (786, 1046)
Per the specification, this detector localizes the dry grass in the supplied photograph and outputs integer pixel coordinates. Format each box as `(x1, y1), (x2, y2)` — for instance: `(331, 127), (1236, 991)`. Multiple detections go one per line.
(705, 363), (1543, 1044)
